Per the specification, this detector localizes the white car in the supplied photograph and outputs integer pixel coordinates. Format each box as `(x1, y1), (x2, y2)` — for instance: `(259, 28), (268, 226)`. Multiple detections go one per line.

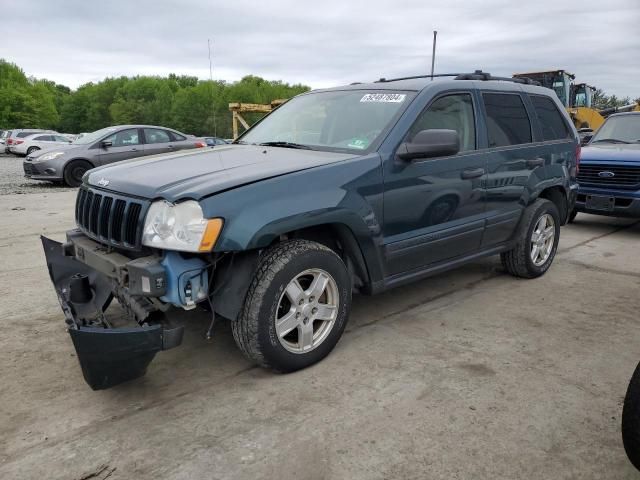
(11, 133), (71, 156)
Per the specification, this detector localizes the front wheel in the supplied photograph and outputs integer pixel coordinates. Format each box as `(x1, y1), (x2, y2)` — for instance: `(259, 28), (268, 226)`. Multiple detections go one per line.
(232, 239), (352, 372)
(501, 198), (560, 278)
(623, 361), (640, 470)
(63, 159), (92, 187)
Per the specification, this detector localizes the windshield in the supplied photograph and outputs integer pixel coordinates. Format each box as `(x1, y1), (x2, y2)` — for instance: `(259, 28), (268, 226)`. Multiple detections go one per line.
(72, 126), (120, 145)
(591, 115), (640, 144)
(239, 90), (415, 152)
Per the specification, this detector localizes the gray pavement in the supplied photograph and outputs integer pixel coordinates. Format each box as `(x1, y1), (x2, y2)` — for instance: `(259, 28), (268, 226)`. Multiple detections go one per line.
(0, 189), (639, 479)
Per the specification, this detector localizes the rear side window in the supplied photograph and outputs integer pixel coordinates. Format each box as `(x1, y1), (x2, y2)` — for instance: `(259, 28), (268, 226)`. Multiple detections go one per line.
(170, 131), (187, 141)
(482, 93), (532, 147)
(35, 135), (51, 141)
(144, 128), (171, 144)
(18, 131), (41, 138)
(530, 95), (572, 141)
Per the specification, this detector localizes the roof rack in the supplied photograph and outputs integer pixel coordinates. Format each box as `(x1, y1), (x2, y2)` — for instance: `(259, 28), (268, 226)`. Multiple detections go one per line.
(375, 70), (541, 86)
(375, 73), (463, 83)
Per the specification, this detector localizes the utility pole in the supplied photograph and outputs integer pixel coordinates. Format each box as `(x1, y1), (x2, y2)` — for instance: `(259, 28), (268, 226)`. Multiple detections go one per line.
(430, 31), (437, 80)
(208, 38), (217, 136)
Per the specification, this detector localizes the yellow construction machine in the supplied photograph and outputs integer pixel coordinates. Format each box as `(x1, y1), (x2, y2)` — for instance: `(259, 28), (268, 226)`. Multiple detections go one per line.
(513, 69), (639, 133)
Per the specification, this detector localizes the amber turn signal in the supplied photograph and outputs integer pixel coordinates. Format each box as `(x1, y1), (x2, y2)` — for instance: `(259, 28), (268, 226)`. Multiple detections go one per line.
(198, 218), (224, 252)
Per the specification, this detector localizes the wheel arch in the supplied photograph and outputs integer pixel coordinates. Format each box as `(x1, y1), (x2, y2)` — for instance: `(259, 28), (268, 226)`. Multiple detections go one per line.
(538, 185), (569, 224)
(210, 220), (378, 322)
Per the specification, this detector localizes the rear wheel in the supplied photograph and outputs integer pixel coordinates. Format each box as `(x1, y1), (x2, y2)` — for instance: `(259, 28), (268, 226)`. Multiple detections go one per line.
(501, 198), (560, 278)
(623, 360), (640, 471)
(26, 146), (40, 156)
(63, 160), (92, 187)
(232, 239), (351, 372)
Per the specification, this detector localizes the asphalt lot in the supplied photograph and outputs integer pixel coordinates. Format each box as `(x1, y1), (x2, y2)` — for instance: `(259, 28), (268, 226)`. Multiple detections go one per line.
(1, 180), (639, 479)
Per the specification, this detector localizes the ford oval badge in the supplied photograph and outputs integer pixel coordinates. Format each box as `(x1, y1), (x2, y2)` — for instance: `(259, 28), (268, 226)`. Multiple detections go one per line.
(598, 171), (615, 178)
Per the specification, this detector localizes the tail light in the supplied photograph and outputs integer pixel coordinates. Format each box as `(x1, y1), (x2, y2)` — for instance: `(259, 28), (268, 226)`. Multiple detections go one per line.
(15, 140), (23, 145)
(194, 141), (206, 148)
(7, 138), (13, 145)
(575, 143), (581, 174)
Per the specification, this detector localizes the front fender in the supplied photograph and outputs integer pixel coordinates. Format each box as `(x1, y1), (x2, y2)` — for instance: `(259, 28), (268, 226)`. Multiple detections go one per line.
(201, 155), (385, 284)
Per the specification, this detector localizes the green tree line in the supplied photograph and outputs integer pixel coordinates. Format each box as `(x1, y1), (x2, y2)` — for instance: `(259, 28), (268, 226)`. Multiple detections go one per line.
(0, 59), (309, 138)
(2, 59), (638, 137)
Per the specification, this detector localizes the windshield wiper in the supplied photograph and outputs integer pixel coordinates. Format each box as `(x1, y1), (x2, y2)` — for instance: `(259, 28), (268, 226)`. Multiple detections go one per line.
(591, 138), (631, 144)
(258, 141), (313, 150)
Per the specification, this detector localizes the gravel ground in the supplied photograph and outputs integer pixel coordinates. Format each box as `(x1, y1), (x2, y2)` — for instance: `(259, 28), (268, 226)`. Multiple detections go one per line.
(1, 189), (639, 479)
(0, 153), (76, 195)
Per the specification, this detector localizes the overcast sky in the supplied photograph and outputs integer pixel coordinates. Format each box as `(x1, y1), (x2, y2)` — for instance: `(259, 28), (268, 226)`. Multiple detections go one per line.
(2, 0), (639, 98)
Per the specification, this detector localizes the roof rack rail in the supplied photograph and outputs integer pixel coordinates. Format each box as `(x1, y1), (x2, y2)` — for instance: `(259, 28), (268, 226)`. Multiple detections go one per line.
(375, 73), (463, 83)
(454, 70), (541, 86)
(375, 70), (541, 86)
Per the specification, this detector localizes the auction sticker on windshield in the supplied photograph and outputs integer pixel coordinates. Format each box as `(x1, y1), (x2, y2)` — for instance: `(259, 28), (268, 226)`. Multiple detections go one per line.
(360, 93), (406, 103)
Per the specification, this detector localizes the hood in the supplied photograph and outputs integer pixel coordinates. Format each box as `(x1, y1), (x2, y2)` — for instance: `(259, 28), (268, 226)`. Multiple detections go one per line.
(29, 143), (79, 158)
(86, 145), (357, 201)
(581, 143), (640, 163)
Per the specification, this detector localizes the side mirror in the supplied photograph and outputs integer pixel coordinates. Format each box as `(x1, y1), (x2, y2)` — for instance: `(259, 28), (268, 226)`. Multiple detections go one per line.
(397, 129), (460, 160)
(101, 140), (113, 148)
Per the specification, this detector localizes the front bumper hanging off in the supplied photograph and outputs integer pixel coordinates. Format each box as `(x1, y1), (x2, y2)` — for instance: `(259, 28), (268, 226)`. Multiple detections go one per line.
(41, 236), (184, 390)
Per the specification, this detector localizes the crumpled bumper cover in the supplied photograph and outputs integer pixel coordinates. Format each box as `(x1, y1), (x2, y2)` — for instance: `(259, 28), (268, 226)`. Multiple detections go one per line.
(41, 236), (182, 390)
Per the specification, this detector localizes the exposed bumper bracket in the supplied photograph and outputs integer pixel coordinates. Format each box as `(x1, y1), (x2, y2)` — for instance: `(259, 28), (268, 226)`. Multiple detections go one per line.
(41, 236), (183, 390)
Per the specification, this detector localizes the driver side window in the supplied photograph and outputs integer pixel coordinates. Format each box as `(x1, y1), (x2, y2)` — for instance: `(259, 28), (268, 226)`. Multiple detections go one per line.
(408, 94), (476, 152)
(104, 129), (140, 147)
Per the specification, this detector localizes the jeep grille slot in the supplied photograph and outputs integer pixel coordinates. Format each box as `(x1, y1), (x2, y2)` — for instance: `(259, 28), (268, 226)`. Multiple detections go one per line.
(577, 164), (640, 189)
(75, 186), (148, 250)
(124, 203), (141, 245)
(111, 200), (126, 242)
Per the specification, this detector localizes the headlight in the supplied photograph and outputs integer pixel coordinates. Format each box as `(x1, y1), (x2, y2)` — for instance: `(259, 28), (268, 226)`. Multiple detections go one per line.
(36, 151), (65, 162)
(142, 200), (223, 252)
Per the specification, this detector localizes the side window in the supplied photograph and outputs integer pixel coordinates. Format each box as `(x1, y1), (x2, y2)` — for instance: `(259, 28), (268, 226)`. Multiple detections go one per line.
(408, 93), (476, 152)
(104, 129), (140, 147)
(144, 128), (172, 144)
(35, 135), (51, 141)
(55, 135), (69, 142)
(482, 93), (532, 147)
(170, 131), (186, 141)
(530, 95), (571, 141)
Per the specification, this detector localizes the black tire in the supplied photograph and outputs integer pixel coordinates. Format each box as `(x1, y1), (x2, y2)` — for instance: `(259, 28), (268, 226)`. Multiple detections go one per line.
(501, 198), (560, 278)
(26, 146), (40, 156)
(623, 361), (640, 471)
(232, 239), (352, 372)
(567, 209), (578, 223)
(63, 159), (92, 187)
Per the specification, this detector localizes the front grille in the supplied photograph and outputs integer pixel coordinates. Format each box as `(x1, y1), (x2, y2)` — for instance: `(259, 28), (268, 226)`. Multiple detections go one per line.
(578, 164), (640, 189)
(75, 186), (148, 249)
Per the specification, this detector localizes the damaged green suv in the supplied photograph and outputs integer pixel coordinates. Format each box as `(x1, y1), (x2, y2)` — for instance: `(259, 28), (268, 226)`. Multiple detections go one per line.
(43, 71), (579, 389)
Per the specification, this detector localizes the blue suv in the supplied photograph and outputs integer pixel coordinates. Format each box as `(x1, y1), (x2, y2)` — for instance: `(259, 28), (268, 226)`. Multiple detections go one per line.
(41, 71), (579, 389)
(573, 112), (640, 220)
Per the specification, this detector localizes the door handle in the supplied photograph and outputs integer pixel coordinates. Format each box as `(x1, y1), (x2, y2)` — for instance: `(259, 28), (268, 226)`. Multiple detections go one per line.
(131, 147), (138, 152)
(168, 145), (175, 149)
(461, 168), (485, 179)
(527, 158), (544, 168)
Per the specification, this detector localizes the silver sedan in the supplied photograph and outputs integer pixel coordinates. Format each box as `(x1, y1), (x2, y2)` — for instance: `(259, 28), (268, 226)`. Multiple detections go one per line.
(24, 125), (206, 187)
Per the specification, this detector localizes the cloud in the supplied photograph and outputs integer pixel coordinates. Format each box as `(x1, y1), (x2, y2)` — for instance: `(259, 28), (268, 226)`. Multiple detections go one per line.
(1, 0), (639, 98)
